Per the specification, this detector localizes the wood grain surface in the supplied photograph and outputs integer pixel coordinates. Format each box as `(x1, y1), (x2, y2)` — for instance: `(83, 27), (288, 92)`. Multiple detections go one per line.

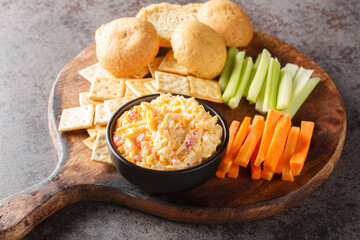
(0, 30), (346, 240)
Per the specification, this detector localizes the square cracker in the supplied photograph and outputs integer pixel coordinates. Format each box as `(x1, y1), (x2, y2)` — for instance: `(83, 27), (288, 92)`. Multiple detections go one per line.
(87, 125), (106, 140)
(59, 105), (94, 132)
(125, 79), (153, 97)
(94, 103), (109, 125)
(155, 71), (190, 95)
(89, 78), (126, 101)
(150, 80), (157, 89)
(130, 66), (150, 79)
(83, 137), (95, 150)
(144, 81), (159, 93)
(157, 50), (188, 76)
(188, 76), (222, 103)
(124, 86), (138, 98)
(91, 131), (112, 165)
(104, 97), (135, 118)
(79, 92), (103, 106)
(78, 62), (114, 83)
(148, 56), (164, 78)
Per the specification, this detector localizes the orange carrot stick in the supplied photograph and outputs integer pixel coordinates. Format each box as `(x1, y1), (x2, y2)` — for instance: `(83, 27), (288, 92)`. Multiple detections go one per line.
(263, 114), (291, 173)
(254, 109), (281, 167)
(228, 164), (240, 179)
(233, 116), (265, 167)
(282, 126), (300, 181)
(290, 121), (315, 176)
(218, 117), (251, 173)
(250, 139), (262, 180)
(226, 120), (240, 155)
(260, 169), (274, 181)
(275, 150), (285, 174)
(215, 169), (226, 178)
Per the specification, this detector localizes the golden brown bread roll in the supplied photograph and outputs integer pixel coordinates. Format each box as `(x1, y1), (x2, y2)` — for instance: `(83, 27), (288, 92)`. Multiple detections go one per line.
(171, 20), (227, 79)
(136, 3), (203, 47)
(95, 17), (159, 77)
(197, 0), (253, 47)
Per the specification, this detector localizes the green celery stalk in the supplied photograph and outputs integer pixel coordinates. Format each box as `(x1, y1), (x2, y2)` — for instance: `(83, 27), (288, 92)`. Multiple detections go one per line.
(263, 57), (280, 110)
(228, 56), (254, 109)
(247, 49), (271, 103)
(284, 63), (299, 79)
(255, 78), (267, 114)
(222, 51), (245, 103)
(263, 57), (275, 110)
(292, 67), (314, 99)
(277, 68), (293, 110)
(269, 58), (281, 110)
(243, 53), (262, 98)
(281, 77), (320, 118)
(218, 47), (239, 92)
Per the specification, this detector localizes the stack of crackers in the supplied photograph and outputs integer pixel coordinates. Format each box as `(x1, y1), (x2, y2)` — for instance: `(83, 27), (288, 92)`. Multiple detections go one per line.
(58, 48), (223, 165)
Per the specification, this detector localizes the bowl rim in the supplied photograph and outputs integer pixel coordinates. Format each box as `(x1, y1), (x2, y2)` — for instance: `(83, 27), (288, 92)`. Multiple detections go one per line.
(106, 93), (229, 174)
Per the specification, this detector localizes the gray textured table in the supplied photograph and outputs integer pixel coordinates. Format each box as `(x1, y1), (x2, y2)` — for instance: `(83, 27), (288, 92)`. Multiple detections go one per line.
(0, 0), (359, 239)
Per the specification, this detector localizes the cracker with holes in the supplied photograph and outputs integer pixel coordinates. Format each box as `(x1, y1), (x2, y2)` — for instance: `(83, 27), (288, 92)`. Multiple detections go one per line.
(144, 81), (159, 93)
(94, 103), (109, 125)
(157, 50), (188, 76)
(130, 66), (150, 79)
(155, 71), (190, 95)
(104, 97), (135, 118)
(188, 76), (222, 103)
(86, 125), (106, 140)
(89, 78), (126, 101)
(58, 105), (94, 132)
(91, 131), (112, 165)
(79, 92), (103, 106)
(83, 137), (95, 150)
(124, 86), (138, 98)
(125, 79), (153, 97)
(78, 62), (114, 83)
(148, 56), (164, 78)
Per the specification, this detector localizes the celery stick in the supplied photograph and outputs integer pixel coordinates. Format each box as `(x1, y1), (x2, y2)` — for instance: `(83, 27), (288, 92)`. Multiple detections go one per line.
(243, 53), (262, 98)
(255, 78), (267, 114)
(269, 58), (281, 110)
(292, 67), (314, 99)
(263, 57), (280, 110)
(277, 68), (293, 110)
(222, 51), (245, 103)
(281, 77), (320, 119)
(219, 47), (239, 92)
(284, 63), (299, 79)
(247, 49), (271, 103)
(228, 56), (254, 109)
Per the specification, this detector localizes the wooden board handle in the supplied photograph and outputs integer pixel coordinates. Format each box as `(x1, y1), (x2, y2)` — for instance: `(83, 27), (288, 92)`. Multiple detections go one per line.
(0, 175), (76, 240)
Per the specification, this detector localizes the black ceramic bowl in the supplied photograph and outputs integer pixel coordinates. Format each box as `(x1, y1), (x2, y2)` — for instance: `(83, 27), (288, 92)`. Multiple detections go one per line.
(106, 94), (229, 193)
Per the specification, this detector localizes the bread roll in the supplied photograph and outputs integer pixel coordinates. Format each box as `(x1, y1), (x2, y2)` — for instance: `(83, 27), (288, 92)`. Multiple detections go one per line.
(95, 17), (159, 77)
(197, 0), (253, 47)
(171, 20), (227, 79)
(136, 3), (203, 47)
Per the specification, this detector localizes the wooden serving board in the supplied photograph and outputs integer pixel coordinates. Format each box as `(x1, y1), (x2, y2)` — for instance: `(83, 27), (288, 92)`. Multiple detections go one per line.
(0, 30), (346, 239)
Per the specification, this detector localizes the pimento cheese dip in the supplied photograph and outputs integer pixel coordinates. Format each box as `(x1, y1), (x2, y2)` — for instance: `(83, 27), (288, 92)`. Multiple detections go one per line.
(112, 94), (222, 170)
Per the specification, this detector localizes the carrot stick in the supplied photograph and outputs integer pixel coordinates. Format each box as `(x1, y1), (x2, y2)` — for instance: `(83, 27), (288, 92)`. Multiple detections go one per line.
(250, 138), (262, 180)
(226, 120), (240, 155)
(260, 169), (274, 181)
(263, 114), (292, 173)
(215, 169), (226, 178)
(290, 121), (315, 176)
(275, 150), (284, 174)
(233, 116), (265, 167)
(218, 117), (251, 173)
(228, 164), (240, 178)
(282, 126), (300, 181)
(254, 109), (281, 167)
